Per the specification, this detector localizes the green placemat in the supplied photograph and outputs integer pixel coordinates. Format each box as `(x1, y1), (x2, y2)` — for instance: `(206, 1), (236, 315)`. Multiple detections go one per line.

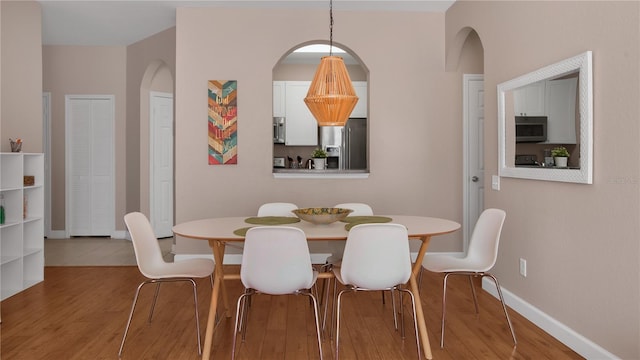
(233, 227), (253, 237)
(342, 216), (393, 231)
(244, 216), (301, 225)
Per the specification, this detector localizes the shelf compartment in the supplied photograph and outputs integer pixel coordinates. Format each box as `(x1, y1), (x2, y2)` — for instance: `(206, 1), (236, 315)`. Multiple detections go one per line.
(1, 259), (23, 300)
(1, 224), (23, 260)
(23, 251), (44, 288)
(0, 153), (23, 190)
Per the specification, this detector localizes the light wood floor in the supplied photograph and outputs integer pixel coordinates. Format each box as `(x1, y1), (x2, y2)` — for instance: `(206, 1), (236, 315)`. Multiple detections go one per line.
(44, 237), (174, 266)
(0, 265), (583, 360)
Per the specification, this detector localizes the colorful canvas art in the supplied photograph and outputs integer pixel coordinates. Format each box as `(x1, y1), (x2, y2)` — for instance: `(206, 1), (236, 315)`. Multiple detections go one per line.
(208, 80), (238, 165)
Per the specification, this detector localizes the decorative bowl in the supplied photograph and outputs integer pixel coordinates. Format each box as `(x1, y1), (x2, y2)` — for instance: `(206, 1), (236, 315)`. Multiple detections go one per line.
(291, 207), (353, 225)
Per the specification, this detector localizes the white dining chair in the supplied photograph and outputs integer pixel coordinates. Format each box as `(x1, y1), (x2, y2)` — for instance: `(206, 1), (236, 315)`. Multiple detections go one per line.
(231, 226), (323, 360)
(326, 203), (373, 265)
(422, 208), (517, 348)
(257, 202), (298, 217)
(331, 223), (421, 360)
(119, 212), (214, 357)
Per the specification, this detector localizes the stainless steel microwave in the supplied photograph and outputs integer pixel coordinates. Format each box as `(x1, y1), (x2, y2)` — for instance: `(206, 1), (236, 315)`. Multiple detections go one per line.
(515, 116), (547, 143)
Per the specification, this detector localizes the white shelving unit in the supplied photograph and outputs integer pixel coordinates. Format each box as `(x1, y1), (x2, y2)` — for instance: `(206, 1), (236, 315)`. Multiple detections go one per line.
(1, 152), (44, 301)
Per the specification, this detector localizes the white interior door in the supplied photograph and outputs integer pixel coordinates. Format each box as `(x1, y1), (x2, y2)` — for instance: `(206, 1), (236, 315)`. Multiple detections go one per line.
(65, 95), (114, 237)
(463, 75), (484, 251)
(150, 92), (174, 238)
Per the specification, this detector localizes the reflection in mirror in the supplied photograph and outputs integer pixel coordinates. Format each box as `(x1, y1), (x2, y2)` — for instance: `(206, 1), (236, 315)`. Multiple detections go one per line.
(272, 43), (368, 172)
(498, 51), (592, 184)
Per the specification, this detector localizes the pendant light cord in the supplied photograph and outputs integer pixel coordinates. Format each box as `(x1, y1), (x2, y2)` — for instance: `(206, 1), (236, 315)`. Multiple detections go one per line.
(329, 0), (333, 56)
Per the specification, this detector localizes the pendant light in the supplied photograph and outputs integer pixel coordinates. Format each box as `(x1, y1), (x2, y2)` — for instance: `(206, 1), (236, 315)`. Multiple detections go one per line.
(304, 0), (358, 127)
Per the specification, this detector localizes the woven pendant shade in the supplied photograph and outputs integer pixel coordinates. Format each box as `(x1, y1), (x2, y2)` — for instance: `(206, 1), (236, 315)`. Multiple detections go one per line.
(304, 56), (359, 126)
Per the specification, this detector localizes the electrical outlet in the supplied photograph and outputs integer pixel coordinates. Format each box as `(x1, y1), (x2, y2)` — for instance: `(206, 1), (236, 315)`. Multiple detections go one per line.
(519, 258), (527, 277)
(492, 175), (500, 190)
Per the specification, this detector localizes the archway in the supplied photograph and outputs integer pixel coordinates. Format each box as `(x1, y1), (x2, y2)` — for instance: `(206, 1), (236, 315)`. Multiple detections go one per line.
(140, 60), (174, 236)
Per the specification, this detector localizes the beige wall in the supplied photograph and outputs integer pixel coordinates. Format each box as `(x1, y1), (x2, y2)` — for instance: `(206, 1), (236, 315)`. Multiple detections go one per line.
(0, 1), (42, 153)
(447, 1), (639, 358)
(41, 28), (174, 232)
(174, 8), (462, 255)
(42, 46), (127, 231)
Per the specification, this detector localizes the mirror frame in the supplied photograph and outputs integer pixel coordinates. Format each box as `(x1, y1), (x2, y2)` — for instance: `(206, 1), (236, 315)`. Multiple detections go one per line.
(498, 51), (593, 184)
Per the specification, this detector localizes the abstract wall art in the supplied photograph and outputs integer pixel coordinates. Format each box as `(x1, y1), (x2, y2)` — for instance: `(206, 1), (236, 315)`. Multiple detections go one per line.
(208, 80), (238, 165)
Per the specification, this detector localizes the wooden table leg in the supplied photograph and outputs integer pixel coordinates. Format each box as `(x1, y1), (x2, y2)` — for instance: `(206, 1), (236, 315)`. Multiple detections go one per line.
(202, 263), (221, 360)
(202, 240), (228, 360)
(410, 235), (433, 359)
(214, 242), (231, 317)
(410, 272), (433, 359)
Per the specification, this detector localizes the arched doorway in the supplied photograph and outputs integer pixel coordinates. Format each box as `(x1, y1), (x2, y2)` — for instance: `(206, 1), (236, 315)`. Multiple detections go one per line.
(140, 61), (174, 237)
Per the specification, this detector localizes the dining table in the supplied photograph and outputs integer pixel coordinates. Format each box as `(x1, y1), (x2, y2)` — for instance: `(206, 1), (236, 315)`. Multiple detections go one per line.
(172, 214), (460, 360)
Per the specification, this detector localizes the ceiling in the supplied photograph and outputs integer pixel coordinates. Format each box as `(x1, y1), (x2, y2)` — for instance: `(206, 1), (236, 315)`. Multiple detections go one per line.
(38, 1), (456, 46)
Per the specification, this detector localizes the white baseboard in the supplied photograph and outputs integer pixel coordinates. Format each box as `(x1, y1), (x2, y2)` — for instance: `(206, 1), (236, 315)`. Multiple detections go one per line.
(482, 278), (618, 360)
(111, 230), (127, 239)
(46, 230), (129, 240)
(46, 230), (68, 239)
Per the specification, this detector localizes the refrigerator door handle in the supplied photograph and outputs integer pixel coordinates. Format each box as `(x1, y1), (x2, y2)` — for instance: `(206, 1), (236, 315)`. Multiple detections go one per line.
(345, 127), (351, 169)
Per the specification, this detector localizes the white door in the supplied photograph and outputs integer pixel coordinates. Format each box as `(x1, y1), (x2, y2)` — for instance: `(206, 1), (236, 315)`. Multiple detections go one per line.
(65, 95), (114, 237)
(150, 92), (174, 238)
(463, 75), (484, 251)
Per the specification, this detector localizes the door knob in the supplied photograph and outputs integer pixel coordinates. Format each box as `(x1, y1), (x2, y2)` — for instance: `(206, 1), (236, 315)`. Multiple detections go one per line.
(471, 176), (479, 182)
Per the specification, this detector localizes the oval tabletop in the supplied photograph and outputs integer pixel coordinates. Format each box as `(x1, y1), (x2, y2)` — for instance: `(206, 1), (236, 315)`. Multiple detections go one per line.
(172, 215), (460, 242)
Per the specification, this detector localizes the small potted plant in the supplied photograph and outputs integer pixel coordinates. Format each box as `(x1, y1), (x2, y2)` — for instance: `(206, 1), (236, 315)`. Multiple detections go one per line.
(551, 146), (570, 167)
(311, 148), (327, 170)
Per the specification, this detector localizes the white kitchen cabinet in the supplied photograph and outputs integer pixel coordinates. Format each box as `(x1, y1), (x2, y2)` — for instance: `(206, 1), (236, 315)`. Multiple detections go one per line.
(1, 152), (44, 300)
(513, 80), (546, 116)
(283, 81), (318, 146)
(272, 81), (286, 117)
(545, 78), (578, 144)
(351, 81), (368, 118)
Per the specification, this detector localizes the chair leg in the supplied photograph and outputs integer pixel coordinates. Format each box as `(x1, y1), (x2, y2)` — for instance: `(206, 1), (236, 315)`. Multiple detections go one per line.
(328, 278), (339, 339)
(468, 275), (479, 314)
(238, 289), (252, 341)
(440, 272), (452, 348)
(321, 276), (332, 335)
(398, 288), (406, 339)
(399, 287), (421, 360)
(118, 281), (147, 357)
(232, 292), (251, 360)
(148, 282), (161, 322)
(334, 288), (350, 360)
(118, 278), (203, 357)
(301, 290), (324, 360)
(484, 273), (517, 345)
(188, 278), (202, 355)
(390, 288), (399, 331)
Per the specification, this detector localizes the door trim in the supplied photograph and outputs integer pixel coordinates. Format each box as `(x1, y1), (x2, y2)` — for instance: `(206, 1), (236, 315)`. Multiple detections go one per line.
(64, 94), (115, 238)
(42, 92), (52, 238)
(462, 74), (484, 252)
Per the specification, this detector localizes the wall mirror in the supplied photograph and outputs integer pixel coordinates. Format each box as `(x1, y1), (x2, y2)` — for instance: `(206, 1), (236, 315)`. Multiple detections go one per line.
(498, 51), (593, 184)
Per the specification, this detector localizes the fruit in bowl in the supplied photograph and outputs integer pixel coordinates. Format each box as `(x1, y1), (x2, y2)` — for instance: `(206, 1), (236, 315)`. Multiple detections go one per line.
(291, 207), (353, 225)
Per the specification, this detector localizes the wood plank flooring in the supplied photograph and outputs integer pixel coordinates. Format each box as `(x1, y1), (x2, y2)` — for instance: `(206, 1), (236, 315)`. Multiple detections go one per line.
(0, 266), (583, 360)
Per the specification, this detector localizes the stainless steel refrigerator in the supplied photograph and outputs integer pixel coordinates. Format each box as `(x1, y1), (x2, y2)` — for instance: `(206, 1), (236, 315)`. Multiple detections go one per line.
(320, 118), (367, 170)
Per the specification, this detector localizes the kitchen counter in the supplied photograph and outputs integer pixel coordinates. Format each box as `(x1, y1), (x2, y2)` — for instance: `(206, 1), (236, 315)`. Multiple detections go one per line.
(273, 168), (369, 179)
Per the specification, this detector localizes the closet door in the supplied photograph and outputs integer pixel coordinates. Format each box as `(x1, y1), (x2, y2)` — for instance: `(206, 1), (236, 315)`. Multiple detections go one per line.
(65, 95), (114, 237)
